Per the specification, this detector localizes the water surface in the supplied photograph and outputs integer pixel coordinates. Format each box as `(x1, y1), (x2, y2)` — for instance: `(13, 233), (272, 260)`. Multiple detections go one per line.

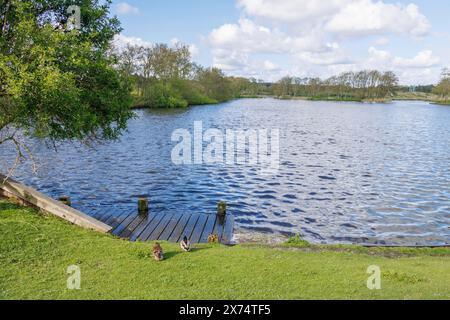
(2, 99), (449, 245)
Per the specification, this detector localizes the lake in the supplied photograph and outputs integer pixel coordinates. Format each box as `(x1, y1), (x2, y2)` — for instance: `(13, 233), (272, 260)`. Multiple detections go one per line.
(1, 99), (449, 245)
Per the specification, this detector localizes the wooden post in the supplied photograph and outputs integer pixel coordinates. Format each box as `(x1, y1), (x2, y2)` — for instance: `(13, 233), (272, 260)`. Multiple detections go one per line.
(138, 197), (149, 215)
(217, 201), (227, 217)
(58, 196), (71, 207)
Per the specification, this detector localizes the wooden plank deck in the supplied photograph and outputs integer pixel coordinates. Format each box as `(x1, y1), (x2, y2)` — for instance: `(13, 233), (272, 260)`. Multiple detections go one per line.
(93, 211), (234, 245)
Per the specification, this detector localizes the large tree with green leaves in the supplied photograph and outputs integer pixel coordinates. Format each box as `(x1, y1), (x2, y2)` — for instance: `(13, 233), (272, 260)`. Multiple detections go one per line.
(0, 0), (133, 173)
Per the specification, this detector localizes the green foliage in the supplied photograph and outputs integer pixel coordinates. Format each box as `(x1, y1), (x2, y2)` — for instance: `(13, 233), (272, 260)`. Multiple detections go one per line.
(0, 0), (133, 145)
(115, 44), (246, 108)
(285, 234), (310, 247)
(195, 67), (234, 102)
(142, 81), (187, 108)
(433, 69), (450, 102)
(170, 78), (217, 105)
(272, 71), (399, 101)
(1, 199), (449, 300)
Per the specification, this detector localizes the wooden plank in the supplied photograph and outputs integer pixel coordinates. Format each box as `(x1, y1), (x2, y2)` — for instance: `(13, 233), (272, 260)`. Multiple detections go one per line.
(91, 208), (109, 220)
(168, 214), (192, 243)
(106, 210), (133, 229)
(135, 214), (166, 241)
(0, 174), (111, 233)
(179, 214), (200, 242)
(119, 215), (147, 239)
(189, 215), (208, 244)
(146, 214), (174, 241)
(112, 212), (139, 236)
(104, 213), (123, 226)
(159, 214), (184, 241)
(214, 215), (226, 242)
(130, 214), (161, 241)
(97, 211), (115, 224)
(199, 215), (218, 243)
(221, 215), (235, 245)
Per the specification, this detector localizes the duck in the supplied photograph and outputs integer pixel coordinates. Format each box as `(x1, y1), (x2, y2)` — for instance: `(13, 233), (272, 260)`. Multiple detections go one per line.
(180, 236), (191, 252)
(152, 243), (164, 261)
(208, 234), (219, 244)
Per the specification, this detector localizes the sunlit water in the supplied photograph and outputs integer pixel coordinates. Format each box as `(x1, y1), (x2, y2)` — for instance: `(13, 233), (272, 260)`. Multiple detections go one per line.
(1, 99), (449, 245)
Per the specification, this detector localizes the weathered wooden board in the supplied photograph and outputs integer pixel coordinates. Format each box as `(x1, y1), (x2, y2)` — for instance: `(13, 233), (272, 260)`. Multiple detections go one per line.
(0, 175), (111, 233)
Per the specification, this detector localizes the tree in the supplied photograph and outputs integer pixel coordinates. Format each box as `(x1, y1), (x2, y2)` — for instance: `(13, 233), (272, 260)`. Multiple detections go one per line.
(194, 67), (233, 102)
(0, 0), (133, 173)
(433, 68), (450, 101)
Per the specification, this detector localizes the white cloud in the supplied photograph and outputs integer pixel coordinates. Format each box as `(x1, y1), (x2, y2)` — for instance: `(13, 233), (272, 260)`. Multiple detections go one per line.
(188, 44), (200, 58)
(204, 0), (439, 83)
(373, 37), (390, 46)
(338, 47), (442, 83)
(209, 18), (330, 54)
(116, 2), (140, 15)
(263, 60), (279, 71)
(237, 0), (346, 23)
(326, 1), (430, 37)
(367, 47), (440, 69)
(113, 34), (152, 50)
(237, 0), (430, 37)
(297, 51), (351, 66)
(393, 50), (440, 68)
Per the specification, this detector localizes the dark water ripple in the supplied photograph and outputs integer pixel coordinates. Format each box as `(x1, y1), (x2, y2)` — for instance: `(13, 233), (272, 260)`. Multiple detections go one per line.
(1, 99), (449, 245)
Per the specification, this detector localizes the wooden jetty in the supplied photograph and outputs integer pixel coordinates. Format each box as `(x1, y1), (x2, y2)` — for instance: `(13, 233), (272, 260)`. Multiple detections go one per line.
(0, 175), (234, 244)
(91, 209), (234, 245)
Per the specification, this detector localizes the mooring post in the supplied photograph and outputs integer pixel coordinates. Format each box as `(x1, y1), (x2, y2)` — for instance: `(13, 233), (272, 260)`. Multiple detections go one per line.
(58, 196), (71, 207)
(138, 197), (149, 215)
(217, 201), (227, 217)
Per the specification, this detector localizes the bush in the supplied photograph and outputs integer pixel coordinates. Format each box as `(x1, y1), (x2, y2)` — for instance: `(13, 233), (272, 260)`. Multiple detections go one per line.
(143, 81), (188, 108)
(170, 79), (217, 105)
(285, 234), (310, 247)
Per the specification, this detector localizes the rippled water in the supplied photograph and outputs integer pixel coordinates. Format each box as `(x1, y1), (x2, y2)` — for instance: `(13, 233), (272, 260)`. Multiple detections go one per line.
(1, 99), (449, 245)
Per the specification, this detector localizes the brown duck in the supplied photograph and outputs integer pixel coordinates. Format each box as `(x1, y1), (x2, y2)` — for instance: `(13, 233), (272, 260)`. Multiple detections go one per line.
(152, 243), (164, 261)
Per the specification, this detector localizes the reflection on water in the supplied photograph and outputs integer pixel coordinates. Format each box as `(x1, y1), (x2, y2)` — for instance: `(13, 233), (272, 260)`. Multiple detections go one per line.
(1, 99), (449, 245)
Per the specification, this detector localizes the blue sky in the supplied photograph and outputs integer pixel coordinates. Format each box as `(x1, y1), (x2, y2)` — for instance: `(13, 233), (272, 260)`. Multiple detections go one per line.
(111, 0), (450, 85)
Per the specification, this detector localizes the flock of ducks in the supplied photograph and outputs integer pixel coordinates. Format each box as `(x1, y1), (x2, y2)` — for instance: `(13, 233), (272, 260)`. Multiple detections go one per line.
(152, 235), (218, 261)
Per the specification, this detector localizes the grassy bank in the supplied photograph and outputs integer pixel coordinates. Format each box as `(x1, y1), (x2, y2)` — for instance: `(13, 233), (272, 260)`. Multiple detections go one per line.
(1, 199), (449, 300)
(432, 100), (450, 105)
(393, 91), (436, 101)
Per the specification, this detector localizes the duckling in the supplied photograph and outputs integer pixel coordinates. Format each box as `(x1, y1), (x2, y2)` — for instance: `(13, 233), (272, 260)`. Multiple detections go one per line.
(180, 236), (191, 252)
(208, 234), (219, 244)
(152, 243), (164, 261)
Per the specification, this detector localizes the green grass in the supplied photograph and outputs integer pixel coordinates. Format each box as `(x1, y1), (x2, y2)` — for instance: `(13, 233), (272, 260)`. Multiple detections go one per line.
(0, 199), (449, 300)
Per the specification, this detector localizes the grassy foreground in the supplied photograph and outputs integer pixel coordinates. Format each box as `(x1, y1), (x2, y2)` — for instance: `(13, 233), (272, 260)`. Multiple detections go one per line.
(0, 199), (449, 300)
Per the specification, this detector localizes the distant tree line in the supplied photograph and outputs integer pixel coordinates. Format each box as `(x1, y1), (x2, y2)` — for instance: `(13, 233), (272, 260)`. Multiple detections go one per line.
(114, 42), (449, 107)
(271, 71), (399, 101)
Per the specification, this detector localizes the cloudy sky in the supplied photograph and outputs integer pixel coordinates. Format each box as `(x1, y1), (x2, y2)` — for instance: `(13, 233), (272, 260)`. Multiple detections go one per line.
(112, 0), (450, 85)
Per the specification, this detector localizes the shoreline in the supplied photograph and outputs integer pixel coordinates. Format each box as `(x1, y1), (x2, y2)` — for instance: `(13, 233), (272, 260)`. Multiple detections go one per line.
(233, 230), (450, 248)
(130, 96), (450, 109)
(1, 198), (449, 300)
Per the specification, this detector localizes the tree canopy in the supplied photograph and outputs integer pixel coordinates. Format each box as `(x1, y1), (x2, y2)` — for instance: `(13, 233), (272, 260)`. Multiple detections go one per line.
(0, 0), (133, 170)
(433, 68), (450, 102)
(115, 42), (243, 108)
